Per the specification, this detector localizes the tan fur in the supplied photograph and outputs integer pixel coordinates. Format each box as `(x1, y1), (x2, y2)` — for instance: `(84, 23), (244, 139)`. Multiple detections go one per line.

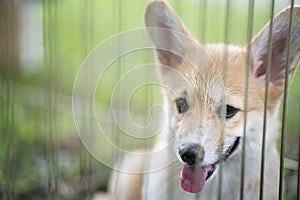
(109, 1), (300, 199)
(109, 153), (145, 200)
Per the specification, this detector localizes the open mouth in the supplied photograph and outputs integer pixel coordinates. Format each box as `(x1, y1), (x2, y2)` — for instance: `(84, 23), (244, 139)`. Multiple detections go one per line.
(224, 137), (241, 160)
(180, 137), (240, 193)
(180, 164), (216, 193)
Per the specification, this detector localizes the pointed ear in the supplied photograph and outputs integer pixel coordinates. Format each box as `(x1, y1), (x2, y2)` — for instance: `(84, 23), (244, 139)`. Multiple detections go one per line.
(250, 6), (300, 91)
(144, 0), (195, 70)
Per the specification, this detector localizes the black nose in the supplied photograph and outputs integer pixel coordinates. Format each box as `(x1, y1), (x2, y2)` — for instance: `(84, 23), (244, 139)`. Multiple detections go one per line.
(178, 143), (204, 165)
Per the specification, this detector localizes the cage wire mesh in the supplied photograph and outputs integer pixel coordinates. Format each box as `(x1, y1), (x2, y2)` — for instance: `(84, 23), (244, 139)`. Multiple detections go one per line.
(0, 0), (300, 199)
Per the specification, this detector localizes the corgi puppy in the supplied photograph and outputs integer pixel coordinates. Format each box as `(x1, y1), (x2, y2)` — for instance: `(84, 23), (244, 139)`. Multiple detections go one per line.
(109, 1), (300, 199)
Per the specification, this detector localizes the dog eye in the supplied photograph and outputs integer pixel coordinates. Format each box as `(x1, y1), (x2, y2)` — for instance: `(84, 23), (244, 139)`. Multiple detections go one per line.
(226, 105), (239, 119)
(176, 98), (189, 113)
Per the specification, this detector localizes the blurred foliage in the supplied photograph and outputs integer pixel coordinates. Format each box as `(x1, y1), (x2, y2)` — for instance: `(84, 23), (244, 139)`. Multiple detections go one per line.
(0, 0), (300, 199)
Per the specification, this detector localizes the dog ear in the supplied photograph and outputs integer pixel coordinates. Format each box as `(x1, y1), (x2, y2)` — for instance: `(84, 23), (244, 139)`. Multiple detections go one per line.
(144, 0), (195, 71)
(250, 6), (300, 91)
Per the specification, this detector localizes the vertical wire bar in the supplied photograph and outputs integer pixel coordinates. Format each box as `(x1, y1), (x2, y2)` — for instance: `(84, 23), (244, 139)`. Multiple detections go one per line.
(42, 1), (49, 198)
(178, 0), (182, 15)
(240, 1), (255, 199)
(111, 0), (119, 197)
(0, 80), (4, 200)
(297, 102), (300, 200)
(4, 82), (15, 200)
(174, 0), (182, 16)
(116, 0), (123, 156)
(217, 1), (231, 199)
(112, 0), (124, 198)
(279, 1), (295, 199)
(53, 2), (59, 196)
(191, 2), (200, 199)
(196, 1), (207, 197)
(45, 5), (53, 199)
(2, 1), (18, 198)
(42, 1), (53, 199)
(143, 2), (151, 200)
(177, 1), (184, 199)
(44, 1), (59, 198)
(259, 0), (275, 199)
(0, 64), (3, 200)
(79, 2), (87, 196)
(0, 12), (4, 200)
(88, 0), (95, 195)
(80, 1), (86, 197)
(8, 84), (15, 200)
(80, 0), (93, 198)
(199, 0), (206, 44)
(2, 1), (16, 199)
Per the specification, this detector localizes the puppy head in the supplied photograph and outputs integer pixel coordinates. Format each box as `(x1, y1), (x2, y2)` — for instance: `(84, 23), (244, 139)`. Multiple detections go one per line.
(145, 0), (300, 193)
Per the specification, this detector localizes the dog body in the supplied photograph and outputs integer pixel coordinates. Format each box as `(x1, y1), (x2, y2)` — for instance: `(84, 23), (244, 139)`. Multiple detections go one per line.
(109, 1), (300, 199)
(140, 44), (281, 200)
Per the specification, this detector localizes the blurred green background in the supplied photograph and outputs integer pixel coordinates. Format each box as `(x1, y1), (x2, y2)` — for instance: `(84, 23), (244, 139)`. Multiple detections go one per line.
(1, 0), (300, 199)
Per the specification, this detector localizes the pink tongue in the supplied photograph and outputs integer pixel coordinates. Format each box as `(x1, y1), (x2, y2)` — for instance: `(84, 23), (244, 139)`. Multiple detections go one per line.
(180, 164), (212, 193)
